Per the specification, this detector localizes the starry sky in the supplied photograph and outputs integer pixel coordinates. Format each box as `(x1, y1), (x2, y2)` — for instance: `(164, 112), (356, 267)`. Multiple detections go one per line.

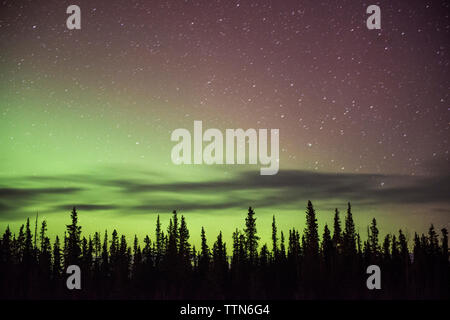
(0, 0), (449, 246)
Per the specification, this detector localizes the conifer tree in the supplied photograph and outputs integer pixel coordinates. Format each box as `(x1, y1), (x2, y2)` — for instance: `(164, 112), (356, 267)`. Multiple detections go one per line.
(1, 226), (12, 265)
(143, 235), (152, 265)
(391, 235), (399, 260)
(368, 218), (380, 257)
(192, 245), (198, 269)
(132, 235), (142, 277)
(382, 234), (391, 260)
(238, 233), (247, 265)
(167, 211), (179, 265)
(321, 224), (333, 262)
(66, 207), (82, 266)
(304, 201), (319, 258)
(357, 233), (362, 256)
(110, 229), (119, 266)
(23, 218), (34, 266)
(212, 231), (228, 275)
(52, 236), (62, 278)
(398, 229), (409, 264)
(101, 230), (109, 273)
(428, 224), (439, 255)
(0, 202), (449, 299)
(39, 220), (47, 253)
(81, 236), (88, 262)
(343, 202), (356, 256)
(332, 208), (342, 250)
(15, 225), (25, 262)
(155, 215), (163, 265)
(178, 215), (191, 268)
(271, 215), (278, 261)
(244, 207), (259, 264)
(288, 229), (301, 262)
(199, 227), (210, 274)
(93, 231), (101, 260)
(259, 244), (269, 267)
(87, 236), (93, 267)
(119, 234), (130, 277)
(280, 231), (286, 261)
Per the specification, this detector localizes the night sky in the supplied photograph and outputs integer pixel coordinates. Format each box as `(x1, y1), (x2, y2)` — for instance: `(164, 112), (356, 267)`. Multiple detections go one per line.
(0, 0), (449, 246)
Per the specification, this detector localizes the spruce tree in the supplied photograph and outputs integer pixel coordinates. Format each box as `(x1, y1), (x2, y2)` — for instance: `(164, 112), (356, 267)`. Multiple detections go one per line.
(16, 224), (25, 262)
(143, 235), (152, 264)
(1, 226), (12, 264)
(428, 224), (439, 255)
(271, 215), (278, 261)
(178, 216), (191, 269)
(167, 211), (179, 266)
(343, 202), (356, 256)
(22, 218), (34, 267)
(93, 231), (101, 260)
(332, 208), (342, 250)
(66, 207), (82, 266)
(199, 227), (210, 274)
(259, 244), (269, 267)
(110, 229), (119, 266)
(304, 201), (319, 258)
(101, 230), (109, 274)
(155, 215), (163, 265)
(398, 229), (409, 264)
(52, 236), (62, 278)
(280, 231), (286, 261)
(244, 207), (259, 265)
(382, 234), (391, 260)
(368, 218), (380, 257)
(321, 224), (333, 262)
(212, 232), (228, 276)
(132, 235), (142, 278)
(39, 220), (47, 253)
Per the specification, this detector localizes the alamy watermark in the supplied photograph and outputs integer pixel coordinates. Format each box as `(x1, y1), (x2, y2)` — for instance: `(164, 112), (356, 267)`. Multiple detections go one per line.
(170, 121), (279, 175)
(65, 5), (380, 31)
(66, 5), (81, 30)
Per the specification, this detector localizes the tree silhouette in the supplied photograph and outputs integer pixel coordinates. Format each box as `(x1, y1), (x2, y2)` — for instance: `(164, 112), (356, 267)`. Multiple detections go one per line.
(199, 227), (210, 276)
(343, 202), (356, 257)
(155, 215), (163, 266)
(244, 207), (259, 265)
(23, 218), (34, 266)
(304, 200), (319, 258)
(321, 224), (333, 263)
(101, 230), (109, 275)
(65, 207), (82, 267)
(368, 218), (380, 264)
(0, 203), (448, 299)
(332, 208), (342, 253)
(279, 231), (286, 261)
(52, 236), (62, 278)
(178, 215), (191, 270)
(271, 215), (278, 262)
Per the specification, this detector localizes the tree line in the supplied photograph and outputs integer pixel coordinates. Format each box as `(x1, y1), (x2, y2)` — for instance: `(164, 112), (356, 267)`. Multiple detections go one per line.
(0, 201), (448, 299)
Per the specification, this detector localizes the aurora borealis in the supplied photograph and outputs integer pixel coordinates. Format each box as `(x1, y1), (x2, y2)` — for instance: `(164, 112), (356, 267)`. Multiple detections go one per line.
(0, 0), (449, 247)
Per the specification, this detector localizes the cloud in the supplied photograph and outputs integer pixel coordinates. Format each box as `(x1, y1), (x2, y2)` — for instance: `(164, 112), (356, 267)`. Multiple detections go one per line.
(107, 170), (450, 205)
(52, 204), (120, 211)
(132, 201), (246, 213)
(0, 187), (83, 220)
(0, 168), (449, 219)
(0, 187), (82, 198)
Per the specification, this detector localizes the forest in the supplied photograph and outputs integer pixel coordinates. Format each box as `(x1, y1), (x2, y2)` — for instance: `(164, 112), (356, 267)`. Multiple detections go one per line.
(0, 201), (448, 299)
